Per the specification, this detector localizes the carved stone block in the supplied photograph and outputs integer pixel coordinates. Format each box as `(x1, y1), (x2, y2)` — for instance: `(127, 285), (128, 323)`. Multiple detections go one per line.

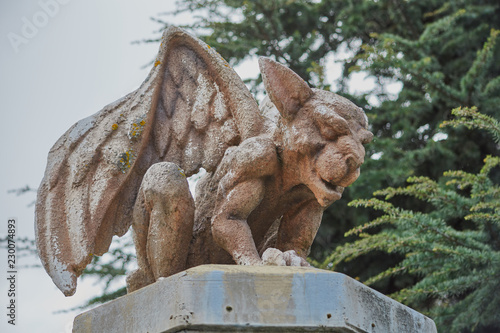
(73, 265), (437, 333)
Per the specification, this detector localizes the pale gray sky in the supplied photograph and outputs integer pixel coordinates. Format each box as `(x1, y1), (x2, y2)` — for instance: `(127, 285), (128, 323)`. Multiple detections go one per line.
(0, 1), (388, 332)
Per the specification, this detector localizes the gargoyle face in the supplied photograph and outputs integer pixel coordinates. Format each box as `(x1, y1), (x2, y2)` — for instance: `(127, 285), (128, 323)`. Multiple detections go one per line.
(282, 90), (373, 207)
(259, 57), (373, 207)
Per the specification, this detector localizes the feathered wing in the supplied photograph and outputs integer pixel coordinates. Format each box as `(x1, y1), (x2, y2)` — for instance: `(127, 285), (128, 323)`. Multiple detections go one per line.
(35, 26), (263, 296)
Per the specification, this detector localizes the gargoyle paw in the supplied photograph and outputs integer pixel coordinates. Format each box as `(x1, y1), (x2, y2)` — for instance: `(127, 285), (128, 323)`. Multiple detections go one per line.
(282, 250), (310, 267)
(261, 248), (310, 267)
(261, 248), (286, 266)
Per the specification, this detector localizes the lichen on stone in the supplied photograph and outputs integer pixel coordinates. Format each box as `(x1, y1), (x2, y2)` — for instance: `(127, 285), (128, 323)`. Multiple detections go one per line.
(116, 149), (136, 173)
(128, 115), (147, 140)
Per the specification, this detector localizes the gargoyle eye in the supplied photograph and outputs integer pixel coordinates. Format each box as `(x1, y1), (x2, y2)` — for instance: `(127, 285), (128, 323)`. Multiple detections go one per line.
(318, 118), (350, 141)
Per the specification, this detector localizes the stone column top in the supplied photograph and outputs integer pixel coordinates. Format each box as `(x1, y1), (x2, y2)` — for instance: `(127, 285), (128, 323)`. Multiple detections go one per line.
(73, 265), (437, 333)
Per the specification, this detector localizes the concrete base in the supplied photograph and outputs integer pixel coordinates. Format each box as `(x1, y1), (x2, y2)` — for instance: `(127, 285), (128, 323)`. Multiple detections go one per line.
(73, 265), (436, 333)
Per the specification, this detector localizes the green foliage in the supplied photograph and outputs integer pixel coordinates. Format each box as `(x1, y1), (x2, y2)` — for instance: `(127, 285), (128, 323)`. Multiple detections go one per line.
(323, 110), (500, 332)
(147, 0), (345, 92)
(442, 106), (500, 144)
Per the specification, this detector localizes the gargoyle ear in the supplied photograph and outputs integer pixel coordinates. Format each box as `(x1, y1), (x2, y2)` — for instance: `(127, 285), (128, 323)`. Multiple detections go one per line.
(259, 57), (313, 120)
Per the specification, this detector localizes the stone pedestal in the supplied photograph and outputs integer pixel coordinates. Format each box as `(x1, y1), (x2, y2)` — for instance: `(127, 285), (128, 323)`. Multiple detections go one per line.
(72, 265), (436, 333)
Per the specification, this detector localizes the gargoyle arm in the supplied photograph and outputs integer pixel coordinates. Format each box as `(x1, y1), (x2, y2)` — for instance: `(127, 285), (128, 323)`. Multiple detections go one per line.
(212, 178), (265, 265)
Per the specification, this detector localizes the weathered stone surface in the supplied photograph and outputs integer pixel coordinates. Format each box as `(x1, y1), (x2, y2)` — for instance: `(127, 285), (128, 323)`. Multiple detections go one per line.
(36, 26), (373, 296)
(73, 265), (437, 333)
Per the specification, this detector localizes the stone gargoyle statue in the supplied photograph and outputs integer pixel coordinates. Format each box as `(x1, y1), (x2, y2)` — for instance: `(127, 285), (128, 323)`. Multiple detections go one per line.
(35, 26), (373, 296)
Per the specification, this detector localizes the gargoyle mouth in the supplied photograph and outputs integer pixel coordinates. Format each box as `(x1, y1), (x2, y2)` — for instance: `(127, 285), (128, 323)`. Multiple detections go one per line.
(320, 178), (344, 197)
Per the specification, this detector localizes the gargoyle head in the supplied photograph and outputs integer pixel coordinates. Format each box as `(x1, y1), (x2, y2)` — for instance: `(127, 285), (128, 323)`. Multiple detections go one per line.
(259, 57), (373, 207)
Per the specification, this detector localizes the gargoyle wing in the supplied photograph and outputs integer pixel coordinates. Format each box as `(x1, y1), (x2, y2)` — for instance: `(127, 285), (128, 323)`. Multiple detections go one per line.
(35, 26), (263, 296)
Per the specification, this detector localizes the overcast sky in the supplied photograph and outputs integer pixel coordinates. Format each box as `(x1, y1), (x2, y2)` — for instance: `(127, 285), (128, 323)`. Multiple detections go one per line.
(0, 1), (388, 332)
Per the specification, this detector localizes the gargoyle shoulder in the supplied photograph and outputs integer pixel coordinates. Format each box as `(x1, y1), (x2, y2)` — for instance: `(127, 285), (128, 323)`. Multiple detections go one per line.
(226, 136), (279, 180)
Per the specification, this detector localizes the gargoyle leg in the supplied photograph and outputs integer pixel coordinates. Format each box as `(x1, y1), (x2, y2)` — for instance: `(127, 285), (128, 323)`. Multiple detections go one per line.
(127, 162), (195, 292)
(126, 187), (155, 292)
(276, 199), (323, 260)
